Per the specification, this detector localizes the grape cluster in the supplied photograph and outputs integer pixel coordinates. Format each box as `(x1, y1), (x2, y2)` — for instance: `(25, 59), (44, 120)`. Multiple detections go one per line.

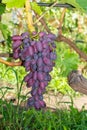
(12, 32), (57, 109)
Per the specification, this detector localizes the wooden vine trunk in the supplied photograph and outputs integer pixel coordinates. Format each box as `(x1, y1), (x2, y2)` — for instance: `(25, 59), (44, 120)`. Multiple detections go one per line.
(68, 70), (87, 95)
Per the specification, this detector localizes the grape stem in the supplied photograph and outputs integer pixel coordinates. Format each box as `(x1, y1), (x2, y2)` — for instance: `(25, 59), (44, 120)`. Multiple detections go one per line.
(25, 0), (35, 32)
(0, 58), (22, 66)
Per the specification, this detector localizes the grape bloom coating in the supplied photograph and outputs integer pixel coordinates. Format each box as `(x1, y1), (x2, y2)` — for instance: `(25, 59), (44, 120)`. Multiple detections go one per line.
(12, 32), (57, 109)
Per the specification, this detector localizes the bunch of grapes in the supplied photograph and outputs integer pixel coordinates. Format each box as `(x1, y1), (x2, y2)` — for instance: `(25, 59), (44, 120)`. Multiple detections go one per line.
(12, 31), (57, 109)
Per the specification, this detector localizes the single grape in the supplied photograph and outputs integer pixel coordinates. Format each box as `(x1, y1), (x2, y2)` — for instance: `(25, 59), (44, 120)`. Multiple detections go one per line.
(43, 57), (52, 66)
(24, 72), (33, 82)
(36, 41), (43, 52)
(33, 71), (37, 80)
(45, 73), (51, 81)
(32, 80), (39, 88)
(31, 88), (38, 96)
(39, 100), (46, 108)
(39, 32), (46, 38)
(50, 52), (57, 60)
(34, 101), (40, 109)
(33, 44), (38, 53)
(47, 33), (56, 40)
(12, 35), (22, 41)
(37, 57), (43, 67)
(43, 65), (52, 73)
(30, 40), (36, 46)
(37, 72), (45, 81)
(13, 40), (22, 49)
(37, 66), (43, 72)
(33, 53), (38, 60)
(23, 38), (30, 44)
(28, 46), (34, 56)
(27, 78), (34, 87)
(21, 32), (29, 39)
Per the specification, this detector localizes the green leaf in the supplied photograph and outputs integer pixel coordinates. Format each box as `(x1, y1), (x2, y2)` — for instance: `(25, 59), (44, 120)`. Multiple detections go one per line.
(31, 2), (42, 15)
(76, 0), (87, 12)
(2, 0), (25, 8)
(0, 22), (10, 39)
(0, 3), (6, 15)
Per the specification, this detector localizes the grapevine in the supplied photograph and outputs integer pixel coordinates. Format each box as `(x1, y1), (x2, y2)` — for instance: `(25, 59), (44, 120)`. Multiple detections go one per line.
(12, 31), (57, 109)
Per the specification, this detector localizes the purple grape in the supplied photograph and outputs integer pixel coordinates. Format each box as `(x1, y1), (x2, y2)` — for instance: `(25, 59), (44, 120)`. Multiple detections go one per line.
(31, 88), (37, 96)
(23, 38), (30, 44)
(32, 80), (39, 88)
(38, 88), (43, 95)
(28, 46), (34, 56)
(27, 78), (34, 87)
(20, 48), (30, 60)
(25, 66), (31, 72)
(33, 44), (38, 53)
(13, 51), (19, 59)
(39, 32), (46, 37)
(30, 41), (36, 46)
(23, 61), (30, 68)
(25, 56), (32, 62)
(37, 57), (43, 67)
(39, 100), (46, 108)
(50, 52), (57, 60)
(30, 64), (37, 71)
(43, 65), (52, 73)
(42, 48), (50, 57)
(37, 72), (45, 81)
(33, 53), (38, 60)
(27, 97), (34, 107)
(24, 72), (33, 82)
(33, 71), (37, 80)
(47, 33), (56, 40)
(36, 41), (43, 52)
(13, 40), (22, 49)
(34, 101), (40, 109)
(21, 32), (29, 39)
(43, 57), (52, 66)
(45, 74), (51, 81)
(37, 66), (43, 72)
(40, 81), (46, 89)
(42, 40), (49, 49)
(34, 95), (39, 101)
(12, 35), (22, 41)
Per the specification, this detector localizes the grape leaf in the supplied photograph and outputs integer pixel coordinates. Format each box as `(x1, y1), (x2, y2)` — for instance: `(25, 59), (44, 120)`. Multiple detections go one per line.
(0, 22), (10, 39)
(2, 0), (25, 8)
(76, 0), (87, 12)
(0, 3), (6, 15)
(31, 2), (42, 15)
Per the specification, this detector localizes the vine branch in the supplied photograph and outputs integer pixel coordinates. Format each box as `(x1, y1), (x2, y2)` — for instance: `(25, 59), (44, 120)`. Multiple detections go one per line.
(0, 58), (22, 66)
(57, 35), (87, 61)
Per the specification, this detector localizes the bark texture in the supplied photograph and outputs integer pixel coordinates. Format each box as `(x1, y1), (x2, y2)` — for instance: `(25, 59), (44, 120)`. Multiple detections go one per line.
(68, 70), (87, 95)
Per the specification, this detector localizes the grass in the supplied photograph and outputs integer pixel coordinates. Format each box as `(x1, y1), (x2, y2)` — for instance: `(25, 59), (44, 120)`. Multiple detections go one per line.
(0, 99), (87, 130)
